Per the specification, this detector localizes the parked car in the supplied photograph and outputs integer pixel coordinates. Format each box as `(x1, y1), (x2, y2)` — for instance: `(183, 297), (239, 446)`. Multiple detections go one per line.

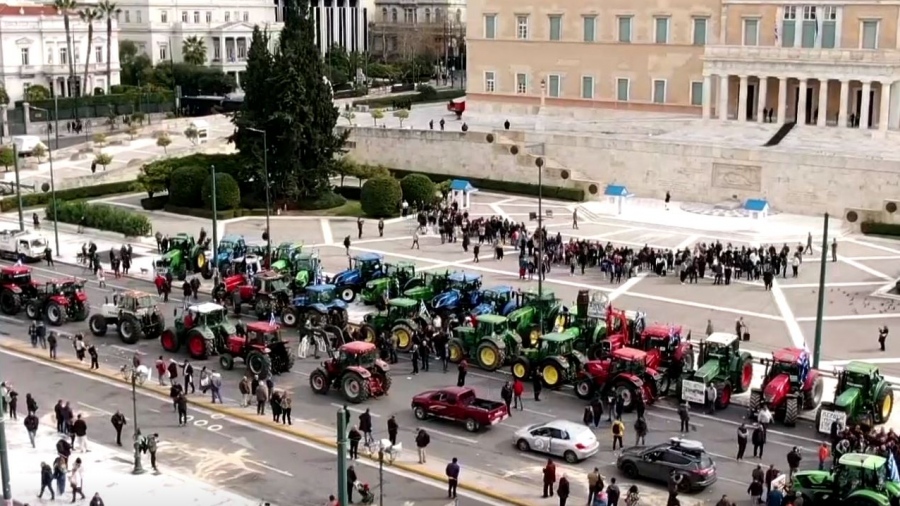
(616, 438), (717, 491)
(411, 386), (508, 432)
(513, 420), (599, 463)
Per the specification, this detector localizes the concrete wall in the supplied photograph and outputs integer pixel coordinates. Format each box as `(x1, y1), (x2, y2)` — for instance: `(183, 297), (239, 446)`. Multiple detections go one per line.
(342, 125), (900, 215)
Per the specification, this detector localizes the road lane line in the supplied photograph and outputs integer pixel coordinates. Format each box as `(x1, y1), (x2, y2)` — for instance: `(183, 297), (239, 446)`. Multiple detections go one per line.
(77, 401), (112, 415)
(419, 427), (479, 444)
(608, 273), (647, 303)
(320, 219), (334, 245)
(247, 459), (294, 477)
(331, 403), (381, 417)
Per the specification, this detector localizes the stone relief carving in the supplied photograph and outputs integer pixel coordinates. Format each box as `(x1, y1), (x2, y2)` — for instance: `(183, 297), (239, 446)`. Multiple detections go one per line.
(711, 163), (762, 191)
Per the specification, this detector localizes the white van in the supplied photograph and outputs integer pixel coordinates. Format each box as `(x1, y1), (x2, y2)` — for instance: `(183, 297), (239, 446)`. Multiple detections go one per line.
(11, 135), (44, 157)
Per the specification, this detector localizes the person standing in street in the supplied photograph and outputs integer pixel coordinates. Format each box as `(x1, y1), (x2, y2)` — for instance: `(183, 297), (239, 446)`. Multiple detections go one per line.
(39, 461), (55, 500)
(513, 379), (524, 410)
(879, 326), (889, 352)
(736, 423), (749, 460)
(176, 393), (188, 426)
(155, 357), (167, 386)
(416, 428), (430, 464)
(533, 373), (543, 401)
(88, 344), (99, 370)
(72, 414), (89, 452)
(256, 380), (269, 415)
(558, 474), (570, 506)
(359, 409), (373, 445)
(818, 442), (830, 470)
(25, 393), (38, 416)
(501, 382), (513, 415)
(110, 410), (126, 446)
(24, 411), (38, 447)
(705, 383), (718, 414)
(52, 455), (67, 496)
(69, 458), (86, 502)
(678, 401), (690, 433)
(387, 415), (399, 446)
(346, 465), (357, 503)
(457, 358), (468, 387)
(48, 331), (58, 359)
(446, 457), (460, 499)
(752, 424), (767, 458)
(543, 458), (557, 498)
(612, 419), (625, 450)
(148, 433), (159, 472)
(348, 425), (361, 459)
(182, 360), (195, 394)
(786, 446), (802, 480)
(607, 478), (621, 506)
(281, 393), (292, 425)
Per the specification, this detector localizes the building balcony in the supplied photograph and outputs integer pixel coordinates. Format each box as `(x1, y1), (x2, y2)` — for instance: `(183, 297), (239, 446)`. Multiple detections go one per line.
(703, 45), (900, 80)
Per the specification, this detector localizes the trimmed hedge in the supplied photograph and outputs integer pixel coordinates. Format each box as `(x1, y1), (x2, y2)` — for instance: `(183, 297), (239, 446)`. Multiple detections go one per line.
(335, 185), (361, 201)
(169, 165), (209, 207)
(351, 89), (465, 109)
(295, 191), (347, 211)
(0, 180), (138, 212)
(47, 200), (152, 237)
(400, 173), (435, 205)
(164, 204), (238, 220)
(140, 195), (169, 210)
(361, 177), (401, 218)
(201, 172), (241, 210)
(387, 168), (586, 202)
(860, 222), (900, 237)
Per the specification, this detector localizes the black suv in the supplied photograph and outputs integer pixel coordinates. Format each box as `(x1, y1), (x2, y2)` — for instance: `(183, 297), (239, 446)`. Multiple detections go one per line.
(616, 438), (717, 491)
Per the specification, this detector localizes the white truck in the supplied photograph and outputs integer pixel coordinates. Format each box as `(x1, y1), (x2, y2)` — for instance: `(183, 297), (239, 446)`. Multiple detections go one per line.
(0, 229), (48, 261)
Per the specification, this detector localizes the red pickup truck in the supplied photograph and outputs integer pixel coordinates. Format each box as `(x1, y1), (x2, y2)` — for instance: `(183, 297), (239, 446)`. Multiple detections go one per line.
(411, 386), (509, 432)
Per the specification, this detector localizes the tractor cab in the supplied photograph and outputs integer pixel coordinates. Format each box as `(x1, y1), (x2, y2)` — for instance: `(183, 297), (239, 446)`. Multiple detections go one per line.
(833, 454), (890, 497)
(386, 298), (420, 319)
(217, 234), (247, 265)
(355, 254), (384, 277)
(246, 321), (284, 346)
(253, 270), (289, 295)
(474, 313), (510, 335)
(116, 291), (156, 313)
(609, 347), (660, 375)
(767, 347), (812, 386)
(538, 332), (577, 357)
(181, 302), (227, 330)
(836, 362), (877, 395)
(272, 242), (303, 270)
(169, 233), (196, 255)
(385, 262), (417, 286)
(305, 284), (339, 304)
(0, 265), (33, 287)
(335, 341), (381, 370)
(793, 453), (898, 505)
(433, 272), (483, 312)
(700, 332), (739, 361)
(294, 251), (320, 275)
(56, 279), (87, 302)
(472, 285), (517, 316)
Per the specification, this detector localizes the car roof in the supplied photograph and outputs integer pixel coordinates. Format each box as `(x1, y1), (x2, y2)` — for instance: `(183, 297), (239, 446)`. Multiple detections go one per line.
(355, 253), (383, 262)
(449, 272), (482, 283)
(705, 332), (736, 347)
(477, 314), (508, 324)
(190, 302), (225, 314)
(389, 298), (418, 307)
(612, 347), (647, 360)
(307, 284), (335, 292)
(772, 347), (805, 364)
(540, 420), (593, 434)
(542, 332), (574, 343)
(247, 321), (279, 333)
(341, 341), (376, 354)
(0, 265), (30, 275)
(484, 285), (514, 295)
(839, 453), (886, 469)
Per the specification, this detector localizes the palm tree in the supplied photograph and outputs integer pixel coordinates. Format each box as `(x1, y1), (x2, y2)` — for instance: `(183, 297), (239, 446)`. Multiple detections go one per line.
(181, 36), (206, 65)
(53, 0), (78, 96)
(79, 7), (101, 95)
(97, 0), (119, 94)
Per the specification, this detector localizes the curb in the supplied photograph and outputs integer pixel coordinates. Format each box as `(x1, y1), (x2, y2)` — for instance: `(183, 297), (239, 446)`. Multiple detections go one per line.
(0, 340), (537, 506)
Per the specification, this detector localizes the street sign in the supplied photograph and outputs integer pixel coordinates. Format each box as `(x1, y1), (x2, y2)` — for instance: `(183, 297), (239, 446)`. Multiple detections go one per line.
(681, 380), (705, 403)
(817, 409), (847, 434)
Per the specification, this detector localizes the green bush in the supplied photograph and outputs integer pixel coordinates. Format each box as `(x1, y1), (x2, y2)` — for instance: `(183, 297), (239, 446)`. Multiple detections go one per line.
(387, 168), (585, 202)
(295, 191), (347, 211)
(361, 177), (401, 218)
(860, 222), (900, 237)
(201, 172), (241, 210)
(351, 89), (465, 109)
(164, 204), (237, 219)
(335, 185), (361, 200)
(47, 200), (152, 237)
(168, 165), (208, 207)
(140, 195), (169, 210)
(0, 180), (138, 212)
(400, 173), (435, 205)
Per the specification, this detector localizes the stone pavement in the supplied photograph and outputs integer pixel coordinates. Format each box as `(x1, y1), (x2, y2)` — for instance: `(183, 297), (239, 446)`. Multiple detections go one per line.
(5, 408), (261, 505)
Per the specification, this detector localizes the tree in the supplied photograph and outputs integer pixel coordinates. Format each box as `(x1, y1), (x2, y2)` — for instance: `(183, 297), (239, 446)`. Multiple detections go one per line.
(182, 36), (207, 65)
(332, 157), (358, 187)
(32, 144), (46, 162)
(25, 85), (50, 102)
(183, 125), (199, 145)
(371, 108), (383, 126)
(324, 44), (350, 87)
(393, 109), (409, 127)
(136, 160), (173, 197)
(97, 0), (119, 94)
(92, 132), (107, 145)
(94, 152), (113, 170)
(54, 0), (78, 97)
(341, 110), (355, 125)
(201, 172), (241, 210)
(119, 41), (153, 86)
(79, 7), (101, 96)
(360, 176), (401, 218)
(400, 173), (435, 204)
(156, 132), (172, 153)
(0, 87), (9, 106)
(126, 124), (139, 140)
(105, 111), (117, 130)
(130, 111), (146, 125)
(0, 146), (13, 172)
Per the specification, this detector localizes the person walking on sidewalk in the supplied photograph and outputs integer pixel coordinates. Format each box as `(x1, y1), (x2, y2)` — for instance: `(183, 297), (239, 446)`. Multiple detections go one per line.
(148, 433), (159, 472)
(72, 414), (89, 452)
(39, 461), (55, 500)
(182, 360), (195, 394)
(155, 357), (167, 386)
(24, 411), (38, 447)
(88, 344), (99, 370)
(513, 378), (524, 410)
(543, 458), (557, 498)
(176, 393), (188, 426)
(110, 410), (126, 446)
(387, 415), (399, 446)
(25, 393), (38, 416)
(69, 458), (86, 502)
(52, 455), (67, 496)
(445, 457), (460, 499)
(348, 425), (361, 460)
(48, 331), (58, 359)
(256, 381), (269, 415)
(281, 393), (293, 425)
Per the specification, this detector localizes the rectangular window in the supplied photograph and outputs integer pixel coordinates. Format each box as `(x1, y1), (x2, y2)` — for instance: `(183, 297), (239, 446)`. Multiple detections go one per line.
(181, 10), (188, 22)
(781, 6), (796, 47)
(821, 6), (836, 48)
(652, 79), (667, 104)
(654, 17), (669, 44)
(47, 50), (52, 64)
(516, 15), (529, 39)
(616, 78), (630, 101)
(690, 81), (703, 106)
(692, 17), (707, 45)
(136, 10), (141, 22)
(801, 6), (817, 48)
(159, 44), (168, 61)
(225, 11), (230, 22)
(484, 71), (495, 93)
(516, 73), (527, 94)
(160, 10), (167, 23)
(581, 76), (594, 99)
(583, 16), (596, 42)
(206, 11), (212, 23)
(124, 10), (130, 22)
(74, 47), (80, 64)
(743, 18), (759, 46)
(548, 74), (561, 98)
(59, 48), (68, 65)
(484, 14), (496, 39)
(618, 16), (632, 43)
(20, 47), (28, 65)
(549, 15), (562, 40)
(862, 20), (879, 49)
(193, 11), (200, 23)
(95, 46), (103, 63)
(243, 11), (249, 21)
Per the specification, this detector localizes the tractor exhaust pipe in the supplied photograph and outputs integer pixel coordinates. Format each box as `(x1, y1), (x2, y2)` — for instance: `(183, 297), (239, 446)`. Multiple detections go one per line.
(576, 290), (589, 318)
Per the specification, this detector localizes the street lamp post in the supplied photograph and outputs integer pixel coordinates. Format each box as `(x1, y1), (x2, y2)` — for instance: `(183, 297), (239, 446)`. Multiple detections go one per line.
(540, 78), (546, 108)
(245, 127), (272, 264)
(210, 164), (219, 270)
(30, 105), (60, 257)
(12, 142), (22, 231)
(129, 367), (145, 475)
(535, 156), (545, 326)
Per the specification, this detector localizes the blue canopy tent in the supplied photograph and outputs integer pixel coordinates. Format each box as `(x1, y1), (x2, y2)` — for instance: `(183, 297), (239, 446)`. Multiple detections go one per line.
(744, 199), (770, 220)
(604, 184), (632, 215)
(450, 179), (478, 209)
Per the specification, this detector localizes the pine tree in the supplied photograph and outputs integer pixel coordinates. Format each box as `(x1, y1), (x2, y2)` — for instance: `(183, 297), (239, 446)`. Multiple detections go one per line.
(232, 26), (276, 190)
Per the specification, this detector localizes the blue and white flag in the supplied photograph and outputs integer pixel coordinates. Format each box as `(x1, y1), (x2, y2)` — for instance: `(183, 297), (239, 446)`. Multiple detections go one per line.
(888, 453), (900, 483)
(269, 311), (276, 326)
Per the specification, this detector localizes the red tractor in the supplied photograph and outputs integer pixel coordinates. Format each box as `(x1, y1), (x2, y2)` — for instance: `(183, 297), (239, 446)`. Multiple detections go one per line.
(212, 270), (291, 320)
(308, 341), (391, 404)
(25, 279), (90, 326)
(574, 347), (663, 411)
(0, 265), (39, 315)
(217, 322), (296, 376)
(749, 347), (824, 427)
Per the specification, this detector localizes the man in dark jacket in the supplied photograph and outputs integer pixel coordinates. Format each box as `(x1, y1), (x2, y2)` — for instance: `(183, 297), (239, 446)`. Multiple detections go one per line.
(346, 465), (357, 503)
(387, 415), (399, 446)
(72, 414), (88, 452)
(348, 425), (362, 460)
(416, 429), (430, 463)
(532, 373), (543, 401)
(558, 474), (570, 506)
(752, 425), (767, 458)
(359, 409), (373, 445)
(607, 477), (620, 506)
(446, 458), (460, 499)
(24, 412), (39, 447)
(54, 400), (65, 433)
(110, 410), (126, 446)
(39, 462), (55, 500)
(25, 393), (38, 415)
(500, 383), (513, 415)
(786, 447), (802, 479)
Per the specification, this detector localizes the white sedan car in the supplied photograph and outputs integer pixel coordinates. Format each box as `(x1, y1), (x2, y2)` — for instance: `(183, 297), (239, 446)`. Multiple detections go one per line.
(513, 420), (599, 463)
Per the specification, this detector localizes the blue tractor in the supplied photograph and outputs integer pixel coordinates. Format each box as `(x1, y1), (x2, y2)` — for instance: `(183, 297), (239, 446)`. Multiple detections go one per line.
(280, 284), (348, 328)
(471, 285), (519, 317)
(215, 234), (247, 273)
(432, 272), (482, 317)
(329, 253), (386, 303)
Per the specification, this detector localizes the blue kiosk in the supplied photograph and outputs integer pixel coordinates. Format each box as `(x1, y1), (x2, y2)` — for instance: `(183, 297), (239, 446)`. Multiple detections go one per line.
(450, 179), (477, 210)
(744, 199), (770, 220)
(604, 184), (632, 215)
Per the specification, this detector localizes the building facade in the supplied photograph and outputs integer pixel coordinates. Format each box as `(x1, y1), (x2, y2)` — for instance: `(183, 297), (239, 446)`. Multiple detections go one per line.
(0, 3), (121, 101)
(466, 0), (900, 130)
(370, 0), (464, 64)
(309, 0), (371, 55)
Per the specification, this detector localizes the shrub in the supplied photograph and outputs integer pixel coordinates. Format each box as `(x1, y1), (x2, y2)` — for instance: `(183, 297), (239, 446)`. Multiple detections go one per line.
(361, 176), (401, 218)
(335, 185), (361, 200)
(94, 153), (113, 170)
(860, 222), (900, 237)
(0, 180), (137, 212)
(295, 191), (347, 211)
(47, 200), (152, 237)
(156, 132), (172, 153)
(352, 89), (465, 109)
(164, 204), (237, 219)
(400, 173), (435, 205)
(168, 165), (208, 207)
(140, 195), (169, 210)
(387, 168), (586, 202)
(201, 172), (241, 210)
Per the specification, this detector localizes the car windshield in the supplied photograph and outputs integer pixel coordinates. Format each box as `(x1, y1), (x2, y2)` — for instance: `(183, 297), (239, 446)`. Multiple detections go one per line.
(29, 238), (47, 248)
(310, 288), (334, 303)
(845, 371), (869, 388)
(135, 295), (155, 309)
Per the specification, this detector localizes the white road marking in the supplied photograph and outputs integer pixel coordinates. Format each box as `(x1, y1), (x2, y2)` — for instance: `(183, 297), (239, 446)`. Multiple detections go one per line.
(421, 427), (479, 444)
(608, 273), (648, 303)
(847, 238), (900, 256)
(247, 459), (294, 477)
(795, 313), (900, 322)
(77, 401), (112, 415)
(208, 425), (222, 432)
(778, 281), (888, 289)
(826, 357), (900, 366)
(771, 280), (806, 348)
(592, 229), (640, 239)
(320, 219), (334, 245)
(331, 403), (381, 417)
(675, 235), (700, 250)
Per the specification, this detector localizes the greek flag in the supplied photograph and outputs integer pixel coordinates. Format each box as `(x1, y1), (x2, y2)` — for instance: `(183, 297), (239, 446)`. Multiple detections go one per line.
(888, 453), (900, 483)
(418, 301), (431, 321)
(269, 312), (277, 326)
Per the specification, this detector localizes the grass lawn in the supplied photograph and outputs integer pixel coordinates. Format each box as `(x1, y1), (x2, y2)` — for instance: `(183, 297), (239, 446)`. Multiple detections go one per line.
(306, 199), (363, 217)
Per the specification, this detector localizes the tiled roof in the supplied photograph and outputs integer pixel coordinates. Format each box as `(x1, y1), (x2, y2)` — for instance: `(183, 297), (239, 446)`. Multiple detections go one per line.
(0, 4), (62, 16)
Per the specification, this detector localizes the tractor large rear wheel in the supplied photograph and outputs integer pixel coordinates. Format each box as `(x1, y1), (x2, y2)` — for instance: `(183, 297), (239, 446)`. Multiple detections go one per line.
(804, 376), (825, 410)
(187, 330), (209, 360)
(24, 301), (38, 320)
(392, 323), (415, 352)
(447, 338), (465, 363)
(715, 381), (733, 410)
(738, 357), (754, 393)
(0, 290), (20, 315)
(341, 372), (371, 404)
(45, 301), (66, 326)
(748, 390), (763, 412)
(476, 341), (503, 371)
(309, 369), (330, 394)
(575, 378), (595, 400)
(160, 329), (180, 353)
(540, 359), (565, 389)
(611, 378), (641, 412)
(247, 351), (271, 376)
(876, 388), (895, 424)
(118, 314), (144, 345)
(88, 315), (108, 337)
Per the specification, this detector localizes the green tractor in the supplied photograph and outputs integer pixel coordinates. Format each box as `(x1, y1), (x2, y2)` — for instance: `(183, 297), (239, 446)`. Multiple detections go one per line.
(510, 331), (586, 389)
(564, 290), (619, 359)
(361, 262), (423, 305)
(506, 290), (563, 348)
(271, 242), (303, 272)
(159, 302), (237, 360)
(816, 361), (895, 434)
(447, 314), (522, 371)
(358, 297), (426, 352)
(792, 453), (900, 506)
(155, 233), (212, 281)
(677, 332), (754, 410)
(271, 243), (322, 292)
(402, 270), (452, 304)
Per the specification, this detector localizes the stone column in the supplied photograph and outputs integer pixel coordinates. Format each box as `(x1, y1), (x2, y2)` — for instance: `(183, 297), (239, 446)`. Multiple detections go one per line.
(719, 75), (729, 120)
(757, 77), (768, 122)
(702, 75), (712, 119)
(838, 80), (849, 127)
(797, 79), (807, 125)
(777, 77), (788, 123)
(880, 81), (892, 131)
(861, 81), (872, 129)
(738, 75), (749, 121)
(817, 80), (828, 126)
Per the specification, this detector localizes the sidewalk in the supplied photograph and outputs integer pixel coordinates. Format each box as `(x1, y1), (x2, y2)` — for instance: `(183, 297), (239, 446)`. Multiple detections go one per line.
(5, 408), (260, 505)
